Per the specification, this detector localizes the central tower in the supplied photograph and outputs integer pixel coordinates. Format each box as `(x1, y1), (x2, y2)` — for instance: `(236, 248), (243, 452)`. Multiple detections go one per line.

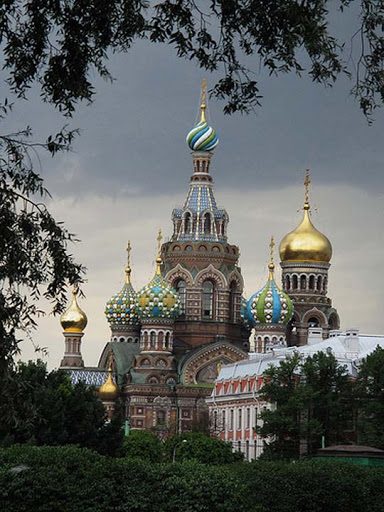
(161, 79), (248, 351)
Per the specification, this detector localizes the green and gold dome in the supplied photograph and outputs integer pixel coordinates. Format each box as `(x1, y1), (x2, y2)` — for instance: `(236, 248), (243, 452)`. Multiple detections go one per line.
(105, 242), (140, 327)
(248, 237), (293, 326)
(137, 230), (181, 320)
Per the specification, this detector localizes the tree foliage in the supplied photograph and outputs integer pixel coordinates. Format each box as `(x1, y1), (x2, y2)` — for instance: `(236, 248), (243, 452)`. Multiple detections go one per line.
(258, 352), (355, 459)
(1, 1), (384, 116)
(164, 432), (244, 464)
(1, 444), (384, 512)
(119, 429), (163, 462)
(0, 360), (124, 455)
(356, 346), (384, 449)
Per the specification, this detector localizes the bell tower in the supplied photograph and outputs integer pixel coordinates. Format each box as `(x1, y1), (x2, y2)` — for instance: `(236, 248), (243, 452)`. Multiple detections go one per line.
(279, 170), (340, 345)
(162, 79), (248, 351)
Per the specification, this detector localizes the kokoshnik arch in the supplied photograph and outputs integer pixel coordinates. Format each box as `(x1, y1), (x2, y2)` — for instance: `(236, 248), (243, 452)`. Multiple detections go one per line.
(58, 80), (340, 433)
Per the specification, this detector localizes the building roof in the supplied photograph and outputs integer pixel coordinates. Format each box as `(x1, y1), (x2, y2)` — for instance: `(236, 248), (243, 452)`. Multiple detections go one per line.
(216, 331), (384, 382)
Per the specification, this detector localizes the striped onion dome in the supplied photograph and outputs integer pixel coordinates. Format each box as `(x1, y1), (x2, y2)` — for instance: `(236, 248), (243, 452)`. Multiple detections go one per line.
(186, 120), (219, 151)
(248, 264), (293, 326)
(241, 296), (254, 329)
(186, 78), (219, 152)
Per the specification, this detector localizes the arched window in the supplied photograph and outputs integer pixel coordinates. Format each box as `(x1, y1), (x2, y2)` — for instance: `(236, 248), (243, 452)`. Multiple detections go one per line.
(150, 331), (156, 348)
(309, 275), (315, 290)
(165, 332), (170, 348)
(176, 279), (186, 314)
(229, 281), (237, 323)
(323, 276), (328, 294)
(203, 213), (211, 234)
(157, 410), (165, 425)
(184, 212), (191, 234)
(300, 275), (307, 290)
(286, 275), (291, 291)
(317, 275), (322, 292)
(292, 275), (298, 289)
(202, 281), (214, 319)
(308, 317), (319, 327)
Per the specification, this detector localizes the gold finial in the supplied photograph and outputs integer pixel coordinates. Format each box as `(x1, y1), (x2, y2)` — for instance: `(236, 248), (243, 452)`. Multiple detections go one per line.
(156, 229), (163, 275)
(125, 240), (131, 284)
(304, 168), (311, 210)
(99, 348), (119, 401)
(268, 235), (275, 279)
(200, 78), (207, 123)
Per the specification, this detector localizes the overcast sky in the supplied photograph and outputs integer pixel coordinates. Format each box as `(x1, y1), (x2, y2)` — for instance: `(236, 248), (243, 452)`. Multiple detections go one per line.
(8, 33), (383, 369)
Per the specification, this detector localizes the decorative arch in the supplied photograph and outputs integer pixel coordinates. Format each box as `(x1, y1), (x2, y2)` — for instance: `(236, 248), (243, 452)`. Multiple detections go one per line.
(302, 307), (328, 325)
(228, 268), (244, 292)
(180, 341), (247, 385)
(165, 264), (193, 287)
(327, 309), (340, 330)
(195, 264), (227, 288)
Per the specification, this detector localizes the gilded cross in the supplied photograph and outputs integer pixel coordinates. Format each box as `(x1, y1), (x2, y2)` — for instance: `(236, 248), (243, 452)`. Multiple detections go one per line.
(269, 235), (275, 265)
(126, 240), (131, 267)
(304, 168), (311, 204)
(157, 229), (162, 257)
(200, 77), (207, 122)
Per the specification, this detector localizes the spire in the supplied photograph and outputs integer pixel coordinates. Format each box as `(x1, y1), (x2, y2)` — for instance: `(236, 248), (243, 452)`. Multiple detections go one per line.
(156, 229), (162, 275)
(304, 168), (311, 211)
(125, 240), (132, 284)
(200, 77), (207, 123)
(268, 235), (275, 280)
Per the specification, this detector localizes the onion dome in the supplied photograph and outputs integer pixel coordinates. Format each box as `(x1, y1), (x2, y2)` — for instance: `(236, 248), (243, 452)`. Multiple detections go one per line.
(241, 296), (254, 329)
(248, 237), (293, 325)
(105, 241), (140, 326)
(60, 287), (88, 333)
(186, 78), (219, 152)
(99, 350), (119, 401)
(280, 170), (332, 263)
(137, 230), (181, 320)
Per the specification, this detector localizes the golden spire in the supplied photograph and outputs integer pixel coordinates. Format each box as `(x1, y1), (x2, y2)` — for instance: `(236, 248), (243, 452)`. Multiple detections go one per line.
(125, 240), (131, 284)
(99, 348), (119, 401)
(268, 235), (275, 280)
(60, 286), (88, 333)
(304, 168), (311, 210)
(200, 78), (207, 123)
(156, 228), (163, 276)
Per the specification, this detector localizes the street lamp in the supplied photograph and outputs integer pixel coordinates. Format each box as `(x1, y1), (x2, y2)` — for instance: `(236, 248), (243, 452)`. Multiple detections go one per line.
(172, 439), (187, 463)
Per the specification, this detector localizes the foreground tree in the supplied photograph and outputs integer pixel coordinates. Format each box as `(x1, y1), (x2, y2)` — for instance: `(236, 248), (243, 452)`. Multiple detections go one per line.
(1, 1), (384, 116)
(258, 352), (355, 459)
(164, 432), (244, 464)
(0, 360), (124, 455)
(1, 0), (383, 372)
(357, 346), (384, 449)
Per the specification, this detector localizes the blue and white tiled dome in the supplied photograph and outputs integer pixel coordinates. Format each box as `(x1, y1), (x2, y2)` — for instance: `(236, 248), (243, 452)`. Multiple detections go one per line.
(241, 296), (254, 329)
(105, 280), (140, 327)
(137, 257), (181, 320)
(248, 264), (293, 326)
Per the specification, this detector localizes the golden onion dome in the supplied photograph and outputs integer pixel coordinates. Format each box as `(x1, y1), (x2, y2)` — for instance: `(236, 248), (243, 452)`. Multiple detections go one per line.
(279, 170), (332, 264)
(60, 287), (88, 333)
(99, 351), (119, 401)
(279, 205), (332, 263)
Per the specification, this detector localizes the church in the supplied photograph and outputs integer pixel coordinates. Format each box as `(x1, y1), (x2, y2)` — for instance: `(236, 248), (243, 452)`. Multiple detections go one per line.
(58, 80), (340, 435)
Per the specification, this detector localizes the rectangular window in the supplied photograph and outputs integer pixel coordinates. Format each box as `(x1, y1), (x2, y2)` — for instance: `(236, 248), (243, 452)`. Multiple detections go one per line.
(247, 408), (250, 429)
(238, 409), (242, 430)
(230, 410), (234, 430)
